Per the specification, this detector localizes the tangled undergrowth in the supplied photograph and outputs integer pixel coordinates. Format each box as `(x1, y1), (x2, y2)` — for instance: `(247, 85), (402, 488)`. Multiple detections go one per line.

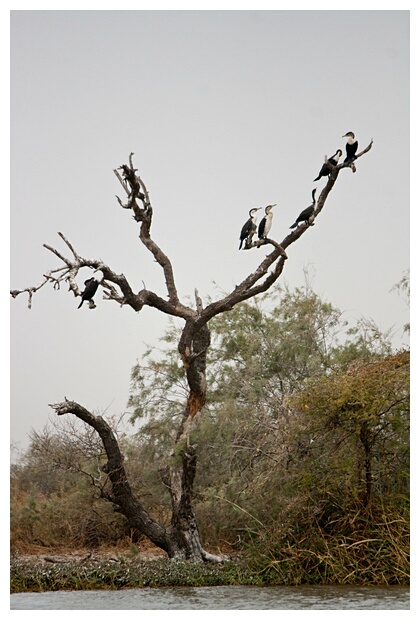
(245, 502), (410, 587)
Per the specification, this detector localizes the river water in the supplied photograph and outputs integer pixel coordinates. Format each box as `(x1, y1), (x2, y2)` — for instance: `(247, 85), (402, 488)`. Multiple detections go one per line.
(10, 585), (409, 610)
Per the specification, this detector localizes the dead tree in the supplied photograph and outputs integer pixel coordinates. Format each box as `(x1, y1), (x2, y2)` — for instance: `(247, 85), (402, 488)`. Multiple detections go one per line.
(11, 142), (373, 561)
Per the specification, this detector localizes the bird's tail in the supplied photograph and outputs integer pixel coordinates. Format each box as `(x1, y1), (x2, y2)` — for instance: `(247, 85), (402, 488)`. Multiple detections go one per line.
(239, 240), (243, 250)
(77, 299), (84, 309)
(313, 175), (321, 182)
(289, 223), (298, 229)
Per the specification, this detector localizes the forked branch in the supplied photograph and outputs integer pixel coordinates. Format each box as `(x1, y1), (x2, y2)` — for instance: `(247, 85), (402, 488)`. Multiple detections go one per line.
(12, 143), (373, 325)
(196, 140), (374, 325)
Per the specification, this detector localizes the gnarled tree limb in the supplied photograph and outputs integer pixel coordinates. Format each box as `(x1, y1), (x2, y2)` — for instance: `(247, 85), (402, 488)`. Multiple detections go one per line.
(49, 399), (172, 552)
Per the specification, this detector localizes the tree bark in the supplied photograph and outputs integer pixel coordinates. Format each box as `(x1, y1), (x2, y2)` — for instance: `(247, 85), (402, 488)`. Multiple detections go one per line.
(50, 399), (222, 561)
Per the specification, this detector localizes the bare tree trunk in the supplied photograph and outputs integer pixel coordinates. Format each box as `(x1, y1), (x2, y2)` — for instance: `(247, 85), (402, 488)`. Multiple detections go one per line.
(163, 301), (216, 560)
(50, 399), (222, 561)
(14, 143), (373, 561)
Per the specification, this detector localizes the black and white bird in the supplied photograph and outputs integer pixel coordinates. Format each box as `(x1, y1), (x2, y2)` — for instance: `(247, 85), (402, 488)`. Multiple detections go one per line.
(313, 149), (342, 182)
(290, 189), (317, 229)
(77, 273), (101, 309)
(258, 205), (276, 242)
(239, 207), (261, 249)
(343, 131), (358, 163)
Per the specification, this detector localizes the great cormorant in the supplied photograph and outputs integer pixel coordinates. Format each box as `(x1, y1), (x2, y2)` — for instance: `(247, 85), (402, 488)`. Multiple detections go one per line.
(290, 189), (317, 229)
(343, 132), (358, 163)
(77, 277), (100, 309)
(239, 207), (261, 249)
(258, 205), (276, 242)
(313, 149), (342, 181)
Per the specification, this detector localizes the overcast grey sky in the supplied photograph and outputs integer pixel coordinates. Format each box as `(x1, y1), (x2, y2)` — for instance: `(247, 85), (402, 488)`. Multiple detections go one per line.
(10, 10), (410, 453)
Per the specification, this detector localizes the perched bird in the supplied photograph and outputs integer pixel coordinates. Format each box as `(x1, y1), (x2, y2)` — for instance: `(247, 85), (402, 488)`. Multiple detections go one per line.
(239, 207), (261, 249)
(313, 149), (342, 181)
(77, 276), (100, 309)
(290, 189), (317, 229)
(258, 205), (276, 242)
(343, 131), (358, 163)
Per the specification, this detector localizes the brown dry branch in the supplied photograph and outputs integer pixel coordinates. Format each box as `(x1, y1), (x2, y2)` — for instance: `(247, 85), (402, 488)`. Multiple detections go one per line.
(11, 141), (373, 321)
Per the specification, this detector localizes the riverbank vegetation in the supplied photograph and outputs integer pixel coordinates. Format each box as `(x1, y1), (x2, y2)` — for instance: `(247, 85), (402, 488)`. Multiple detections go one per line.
(10, 553), (250, 593)
(11, 283), (409, 591)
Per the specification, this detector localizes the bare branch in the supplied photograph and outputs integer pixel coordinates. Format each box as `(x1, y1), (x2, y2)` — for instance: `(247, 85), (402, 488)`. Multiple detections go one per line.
(355, 139), (374, 159)
(12, 144), (373, 322)
(49, 399), (169, 550)
(199, 253), (287, 325)
(244, 237), (288, 257)
(114, 157), (189, 311)
(43, 243), (73, 266)
(10, 264), (72, 308)
(196, 140), (374, 325)
(114, 155), (150, 222)
(101, 280), (125, 304)
(57, 232), (81, 261)
(113, 168), (130, 198)
(11, 228), (196, 318)
(139, 225), (182, 307)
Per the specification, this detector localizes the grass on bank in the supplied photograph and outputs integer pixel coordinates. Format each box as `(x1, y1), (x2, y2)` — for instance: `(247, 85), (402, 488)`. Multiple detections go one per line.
(10, 554), (252, 593)
(11, 524), (409, 594)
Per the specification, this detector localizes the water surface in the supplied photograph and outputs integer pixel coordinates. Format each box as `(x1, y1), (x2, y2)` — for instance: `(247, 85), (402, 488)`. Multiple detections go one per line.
(10, 585), (409, 610)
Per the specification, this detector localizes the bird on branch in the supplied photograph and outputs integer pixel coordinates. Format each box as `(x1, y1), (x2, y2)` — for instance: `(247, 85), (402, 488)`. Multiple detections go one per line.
(343, 131), (358, 164)
(119, 164), (144, 199)
(313, 149), (342, 182)
(258, 205), (276, 243)
(239, 207), (261, 249)
(77, 274), (101, 309)
(289, 189), (317, 229)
